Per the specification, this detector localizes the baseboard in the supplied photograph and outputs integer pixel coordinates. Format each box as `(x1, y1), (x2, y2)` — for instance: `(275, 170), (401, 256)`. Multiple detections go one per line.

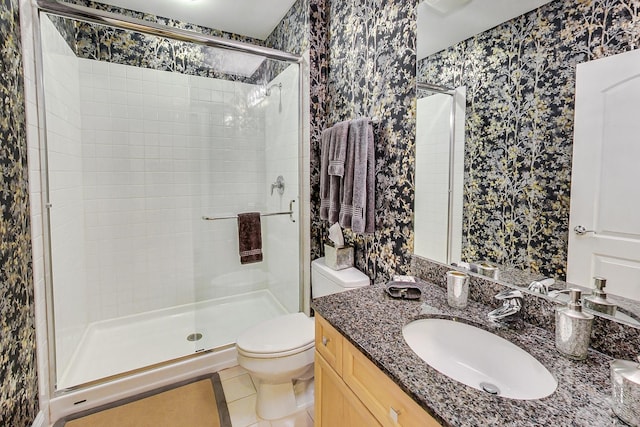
(32, 411), (47, 427)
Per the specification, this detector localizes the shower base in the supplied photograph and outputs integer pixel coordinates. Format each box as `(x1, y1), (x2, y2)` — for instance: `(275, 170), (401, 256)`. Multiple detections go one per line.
(57, 289), (288, 390)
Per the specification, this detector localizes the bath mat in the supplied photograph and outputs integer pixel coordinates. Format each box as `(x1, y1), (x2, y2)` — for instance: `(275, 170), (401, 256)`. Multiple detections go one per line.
(55, 373), (231, 427)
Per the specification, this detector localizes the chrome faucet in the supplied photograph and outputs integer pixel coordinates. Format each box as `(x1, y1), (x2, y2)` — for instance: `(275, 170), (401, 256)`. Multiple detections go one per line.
(488, 289), (523, 322)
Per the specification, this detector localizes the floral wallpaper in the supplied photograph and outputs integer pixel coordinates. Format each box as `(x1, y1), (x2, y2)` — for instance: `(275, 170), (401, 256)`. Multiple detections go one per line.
(0, 1), (38, 426)
(265, 0), (310, 55)
(310, 0), (417, 283)
(418, 0), (640, 279)
(309, 0), (329, 277)
(256, 0), (310, 86)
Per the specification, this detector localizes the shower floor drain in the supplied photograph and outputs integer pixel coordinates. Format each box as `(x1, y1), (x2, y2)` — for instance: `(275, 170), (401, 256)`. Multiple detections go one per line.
(186, 333), (203, 342)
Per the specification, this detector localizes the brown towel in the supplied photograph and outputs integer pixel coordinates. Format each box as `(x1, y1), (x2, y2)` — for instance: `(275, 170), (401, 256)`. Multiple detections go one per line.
(237, 212), (263, 264)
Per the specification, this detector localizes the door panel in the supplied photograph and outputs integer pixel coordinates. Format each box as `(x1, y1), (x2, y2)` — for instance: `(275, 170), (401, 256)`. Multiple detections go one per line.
(567, 48), (640, 299)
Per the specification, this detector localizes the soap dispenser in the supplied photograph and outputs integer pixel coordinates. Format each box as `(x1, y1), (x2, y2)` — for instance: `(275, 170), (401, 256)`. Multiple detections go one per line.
(583, 277), (617, 316)
(555, 289), (594, 360)
(611, 356), (640, 426)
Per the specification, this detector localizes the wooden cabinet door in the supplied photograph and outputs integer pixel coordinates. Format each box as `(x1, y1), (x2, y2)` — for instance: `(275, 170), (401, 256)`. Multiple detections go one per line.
(315, 350), (381, 427)
(342, 339), (441, 427)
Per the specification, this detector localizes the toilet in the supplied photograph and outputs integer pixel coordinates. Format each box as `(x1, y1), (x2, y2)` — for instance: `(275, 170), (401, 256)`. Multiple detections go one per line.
(236, 257), (370, 420)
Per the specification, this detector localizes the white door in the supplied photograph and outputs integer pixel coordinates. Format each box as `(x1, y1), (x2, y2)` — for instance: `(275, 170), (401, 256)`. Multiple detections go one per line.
(567, 49), (640, 300)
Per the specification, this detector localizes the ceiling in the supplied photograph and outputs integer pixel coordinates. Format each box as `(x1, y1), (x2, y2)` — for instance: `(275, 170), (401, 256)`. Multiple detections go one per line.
(97, 0), (298, 40)
(418, 0), (554, 59)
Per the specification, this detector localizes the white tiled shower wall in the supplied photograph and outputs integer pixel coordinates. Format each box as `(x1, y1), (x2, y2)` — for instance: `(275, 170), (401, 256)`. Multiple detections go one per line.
(415, 94), (450, 261)
(77, 61), (282, 317)
(414, 89), (465, 263)
(40, 15), (301, 374)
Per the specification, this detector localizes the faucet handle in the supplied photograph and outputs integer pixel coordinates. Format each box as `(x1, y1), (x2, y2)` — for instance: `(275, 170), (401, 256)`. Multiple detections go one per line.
(547, 289), (571, 298)
(495, 289), (523, 300)
(527, 278), (555, 295)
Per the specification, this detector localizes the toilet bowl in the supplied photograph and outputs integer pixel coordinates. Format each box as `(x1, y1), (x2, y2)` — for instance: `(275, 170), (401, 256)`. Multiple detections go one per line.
(236, 257), (369, 420)
(236, 312), (314, 420)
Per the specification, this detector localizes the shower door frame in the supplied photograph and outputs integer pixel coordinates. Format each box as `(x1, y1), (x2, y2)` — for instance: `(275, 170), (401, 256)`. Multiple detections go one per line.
(416, 81), (457, 264)
(32, 0), (307, 397)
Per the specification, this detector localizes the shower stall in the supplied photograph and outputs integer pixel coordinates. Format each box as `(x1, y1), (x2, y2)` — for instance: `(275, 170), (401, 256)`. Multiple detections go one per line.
(35, 2), (305, 394)
(414, 82), (465, 264)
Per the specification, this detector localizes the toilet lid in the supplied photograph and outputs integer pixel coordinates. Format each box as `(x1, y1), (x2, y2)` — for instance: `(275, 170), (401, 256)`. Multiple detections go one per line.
(236, 312), (314, 356)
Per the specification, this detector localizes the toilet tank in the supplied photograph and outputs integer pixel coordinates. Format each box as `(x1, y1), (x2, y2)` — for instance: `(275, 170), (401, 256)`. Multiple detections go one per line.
(311, 257), (370, 298)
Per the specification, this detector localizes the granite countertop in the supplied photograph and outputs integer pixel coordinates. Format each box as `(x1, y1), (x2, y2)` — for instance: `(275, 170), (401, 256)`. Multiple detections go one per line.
(312, 280), (625, 427)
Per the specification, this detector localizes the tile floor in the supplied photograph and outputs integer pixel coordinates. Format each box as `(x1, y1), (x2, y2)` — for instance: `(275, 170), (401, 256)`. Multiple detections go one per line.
(219, 365), (314, 427)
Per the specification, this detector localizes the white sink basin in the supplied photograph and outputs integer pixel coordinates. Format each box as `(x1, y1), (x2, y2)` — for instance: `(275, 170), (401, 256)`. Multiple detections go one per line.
(402, 318), (557, 400)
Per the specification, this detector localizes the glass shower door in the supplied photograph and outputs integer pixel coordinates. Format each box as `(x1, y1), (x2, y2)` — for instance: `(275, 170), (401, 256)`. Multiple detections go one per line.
(192, 56), (302, 352)
(39, 9), (302, 391)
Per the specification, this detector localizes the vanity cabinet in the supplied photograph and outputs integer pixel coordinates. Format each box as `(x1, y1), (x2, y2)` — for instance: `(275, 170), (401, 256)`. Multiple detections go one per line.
(315, 348), (382, 426)
(315, 315), (441, 427)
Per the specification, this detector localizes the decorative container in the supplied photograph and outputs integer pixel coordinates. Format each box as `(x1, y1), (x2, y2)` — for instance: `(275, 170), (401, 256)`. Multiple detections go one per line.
(446, 270), (469, 308)
(324, 243), (354, 270)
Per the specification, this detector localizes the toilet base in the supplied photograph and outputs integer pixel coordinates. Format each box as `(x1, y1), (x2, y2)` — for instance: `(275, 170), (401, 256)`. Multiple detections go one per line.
(255, 381), (298, 420)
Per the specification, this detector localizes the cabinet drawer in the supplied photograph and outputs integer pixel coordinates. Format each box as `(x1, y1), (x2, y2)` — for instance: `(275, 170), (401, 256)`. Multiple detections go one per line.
(315, 315), (343, 375)
(315, 351), (382, 427)
(342, 339), (441, 427)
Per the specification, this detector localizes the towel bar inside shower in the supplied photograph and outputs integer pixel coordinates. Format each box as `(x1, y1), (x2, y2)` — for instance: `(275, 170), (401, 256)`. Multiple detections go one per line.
(202, 200), (296, 223)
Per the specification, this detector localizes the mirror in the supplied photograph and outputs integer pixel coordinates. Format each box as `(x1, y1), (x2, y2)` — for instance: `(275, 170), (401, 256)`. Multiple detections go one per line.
(414, 0), (640, 325)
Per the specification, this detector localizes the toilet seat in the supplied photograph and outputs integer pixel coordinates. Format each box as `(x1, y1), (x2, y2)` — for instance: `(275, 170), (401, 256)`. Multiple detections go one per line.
(236, 312), (314, 359)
